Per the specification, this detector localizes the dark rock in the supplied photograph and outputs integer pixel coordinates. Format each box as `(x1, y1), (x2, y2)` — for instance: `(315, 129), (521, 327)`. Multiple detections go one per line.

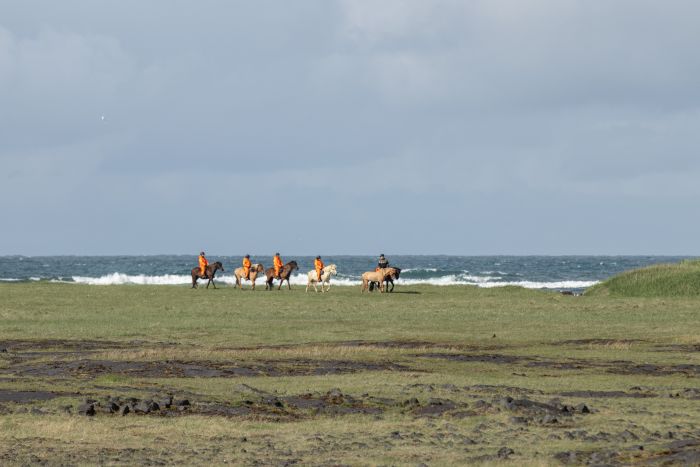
(575, 403), (590, 413)
(541, 414), (558, 424)
(100, 402), (119, 414)
(159, 395), (173, 408)
(133, 401), (151, 414)
(175, 399), (190, 407)
(78, 403), (95, 416)
(119, 404), (130, 416)
(497, 447), (514, 459)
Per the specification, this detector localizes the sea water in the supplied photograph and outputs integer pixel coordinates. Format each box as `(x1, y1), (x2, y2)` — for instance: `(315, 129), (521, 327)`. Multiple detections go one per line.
(0, 255), (693, 293)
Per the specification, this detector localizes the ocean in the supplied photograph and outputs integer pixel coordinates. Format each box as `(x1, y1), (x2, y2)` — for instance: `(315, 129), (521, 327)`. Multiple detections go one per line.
(0, 255), (693, 292)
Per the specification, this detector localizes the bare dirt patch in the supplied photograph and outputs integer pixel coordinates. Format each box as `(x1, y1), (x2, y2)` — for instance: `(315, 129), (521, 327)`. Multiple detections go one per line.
(6, 358), (411, 379)
(0, 390), (60, 402)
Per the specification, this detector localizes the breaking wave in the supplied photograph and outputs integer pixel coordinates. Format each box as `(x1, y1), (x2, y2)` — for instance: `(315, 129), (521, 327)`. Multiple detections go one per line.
(64, 272), (596, 289)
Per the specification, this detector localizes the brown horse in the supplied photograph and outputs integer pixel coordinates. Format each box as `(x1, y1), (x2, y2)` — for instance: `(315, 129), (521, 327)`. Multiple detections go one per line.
(191, 261), (224, 289)
(361, 267), (398, 293)
(264, 261), (299, 290)
(370, 267), (401, 292)
(233, 263), (265, 290)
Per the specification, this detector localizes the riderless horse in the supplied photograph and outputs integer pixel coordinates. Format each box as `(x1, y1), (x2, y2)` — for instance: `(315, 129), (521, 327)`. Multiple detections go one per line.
(370, 267), (401, 292)
(361, 267), (398, 293)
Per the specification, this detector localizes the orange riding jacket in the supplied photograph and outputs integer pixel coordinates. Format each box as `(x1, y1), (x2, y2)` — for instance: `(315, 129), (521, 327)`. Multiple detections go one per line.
(314, 259), (324, 275)
(273, 256), (283, 274)
(242, 257), (251, 272)
(198, 255), (208, 274)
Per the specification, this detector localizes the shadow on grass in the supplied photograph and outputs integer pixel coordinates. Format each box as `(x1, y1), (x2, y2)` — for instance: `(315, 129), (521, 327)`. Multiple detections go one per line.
(388, 291), (422, 295)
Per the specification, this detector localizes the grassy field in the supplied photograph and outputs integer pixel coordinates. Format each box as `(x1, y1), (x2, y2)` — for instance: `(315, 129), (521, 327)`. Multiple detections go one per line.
(1, 282), (699, 465)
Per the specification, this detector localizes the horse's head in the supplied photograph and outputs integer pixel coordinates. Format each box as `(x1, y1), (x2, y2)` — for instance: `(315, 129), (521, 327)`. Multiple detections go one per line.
(288, 261), (298, 271)
(392, 267), (401, 280)
(255, 263), (265, 272)
(382, 267), (397, 280)
(326, 264), (337, 275)
(214, 261), (224, 271)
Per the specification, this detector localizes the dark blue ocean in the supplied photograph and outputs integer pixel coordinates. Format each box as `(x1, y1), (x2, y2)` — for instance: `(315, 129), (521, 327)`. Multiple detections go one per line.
(0, 256), (693, 292)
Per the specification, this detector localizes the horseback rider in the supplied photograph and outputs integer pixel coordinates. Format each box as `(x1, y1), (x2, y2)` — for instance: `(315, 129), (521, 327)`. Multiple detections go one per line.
(198, 252), (209, 277)
(376, 254), (389, 271)
(243, 255), (252, 280)
(314, 256), (324, 281)
(273, 253), (283, 279)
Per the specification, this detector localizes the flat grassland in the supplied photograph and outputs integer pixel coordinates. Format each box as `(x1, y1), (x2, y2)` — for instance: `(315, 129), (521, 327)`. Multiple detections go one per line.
(1, 283), (699, 465)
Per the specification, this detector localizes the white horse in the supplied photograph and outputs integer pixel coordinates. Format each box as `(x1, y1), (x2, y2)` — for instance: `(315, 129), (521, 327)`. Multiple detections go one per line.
(306, 264), (337, 293)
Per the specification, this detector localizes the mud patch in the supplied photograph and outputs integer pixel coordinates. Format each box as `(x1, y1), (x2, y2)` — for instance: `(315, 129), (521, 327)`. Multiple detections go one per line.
(7, 358), (411, 379)
(559, 390), (656, 398)
(556, 338), (644, 346)
(0, 390), (60, 402)
(418, 353), (525, 364)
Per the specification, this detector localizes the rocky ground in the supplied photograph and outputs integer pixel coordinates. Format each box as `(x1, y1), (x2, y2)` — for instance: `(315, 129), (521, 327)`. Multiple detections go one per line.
(1, 338), (699, 465)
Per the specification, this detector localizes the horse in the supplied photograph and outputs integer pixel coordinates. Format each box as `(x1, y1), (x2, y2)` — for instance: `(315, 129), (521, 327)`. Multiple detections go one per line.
(233, 263), (265, 290)
(264, 261), (299, 290)
(191, 261), (224, 289)
(370, 267), (401, 292)
(306, 264), (337, 293)
(361, 267), (398, 293)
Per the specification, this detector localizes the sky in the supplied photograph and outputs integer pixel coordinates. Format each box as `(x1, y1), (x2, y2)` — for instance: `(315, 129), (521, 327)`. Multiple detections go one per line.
(2, 0), (700, 256)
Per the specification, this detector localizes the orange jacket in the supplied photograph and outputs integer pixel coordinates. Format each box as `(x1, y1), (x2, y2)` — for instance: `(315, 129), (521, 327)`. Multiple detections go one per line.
(314, 259), (324, 272)
(199, 255), (208, 272)
(273, 255), (283, 272)
(243, 258), (251, 270)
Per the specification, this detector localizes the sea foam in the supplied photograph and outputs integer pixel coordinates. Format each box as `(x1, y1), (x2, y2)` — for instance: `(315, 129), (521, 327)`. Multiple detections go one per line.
(67, 272), (597, 289)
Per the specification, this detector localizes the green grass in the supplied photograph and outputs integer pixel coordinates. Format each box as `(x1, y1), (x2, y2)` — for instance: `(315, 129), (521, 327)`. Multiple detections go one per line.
(587, 258), (700, 297)
(1, 282), (699, 465)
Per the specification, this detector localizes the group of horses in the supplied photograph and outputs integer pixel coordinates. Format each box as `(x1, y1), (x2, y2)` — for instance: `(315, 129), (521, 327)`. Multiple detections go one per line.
(190, 261), (400, 293)
(190, 261), (339, 292)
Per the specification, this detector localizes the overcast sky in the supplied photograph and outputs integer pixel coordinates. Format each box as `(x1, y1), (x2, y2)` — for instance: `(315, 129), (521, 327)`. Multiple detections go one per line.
(2, 1), (700, 255)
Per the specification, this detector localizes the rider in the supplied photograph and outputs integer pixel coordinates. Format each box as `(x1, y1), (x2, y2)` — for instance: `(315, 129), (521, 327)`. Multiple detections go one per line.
(376, 254), (389, 271)
(198, 251), (209, 276)
(273, 253), (283, 279)
(242, 255), (252, 280)
(314, 256), (324, 281)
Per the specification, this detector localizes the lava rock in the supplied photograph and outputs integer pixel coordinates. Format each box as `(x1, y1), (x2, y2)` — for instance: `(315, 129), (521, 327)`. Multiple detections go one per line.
(78, 403), (95, 416)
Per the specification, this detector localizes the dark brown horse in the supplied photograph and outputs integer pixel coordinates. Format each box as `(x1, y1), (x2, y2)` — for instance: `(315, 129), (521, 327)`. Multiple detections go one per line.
(370, 267), (401, 292)
(191, 261), (224, 289)
(265, 261), (299, 290)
